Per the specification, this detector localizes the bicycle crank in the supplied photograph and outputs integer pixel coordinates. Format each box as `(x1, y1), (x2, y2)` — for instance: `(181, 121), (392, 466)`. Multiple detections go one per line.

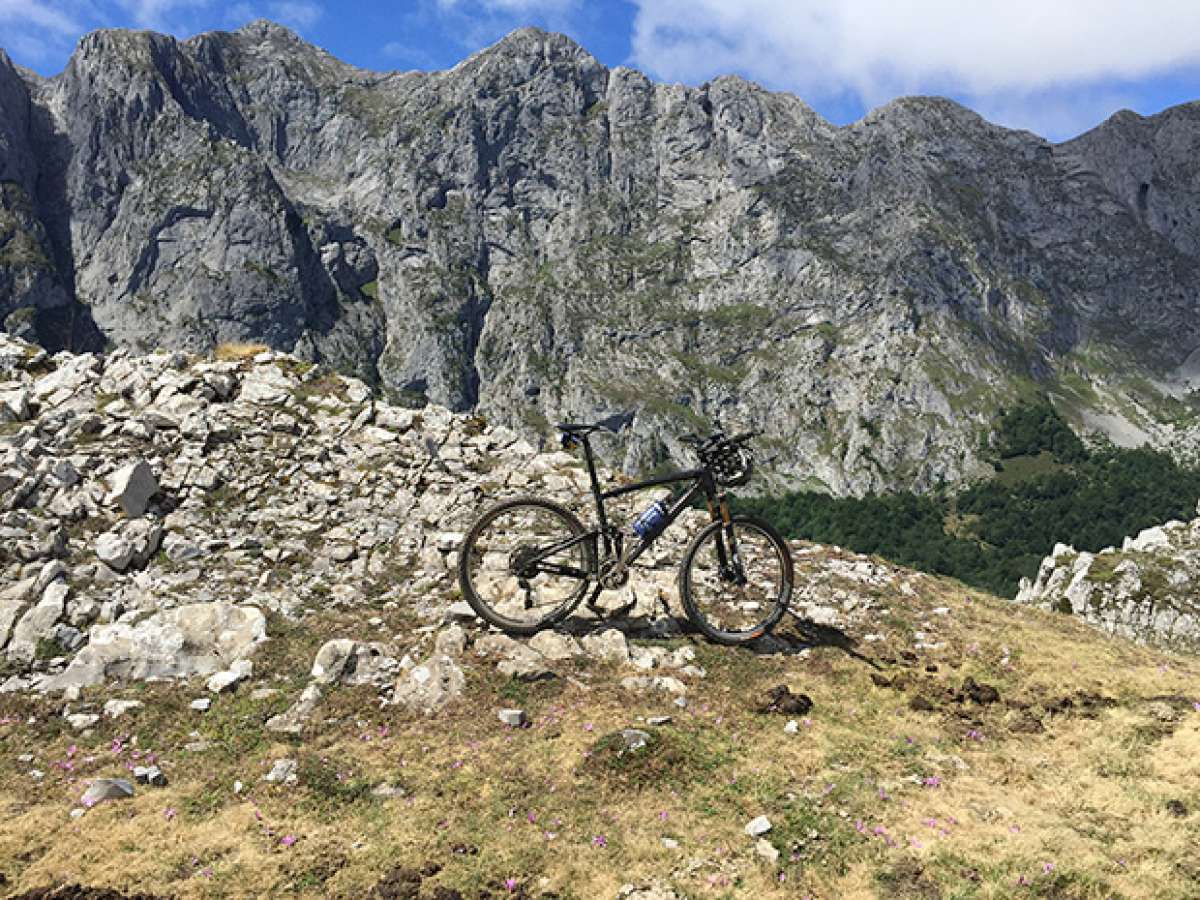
(598, 559), (630, 590)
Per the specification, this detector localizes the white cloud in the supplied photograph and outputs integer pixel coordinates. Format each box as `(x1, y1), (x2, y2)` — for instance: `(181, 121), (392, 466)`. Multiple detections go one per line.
(0, 0), (81, 34)
(0, 0), (88, 69)
(268, 0), (321, 30)
(630, 0), (1200, 137)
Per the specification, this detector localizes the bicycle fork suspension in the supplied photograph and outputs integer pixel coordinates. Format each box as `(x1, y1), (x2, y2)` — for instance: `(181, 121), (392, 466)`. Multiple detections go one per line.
(706, 495), (746, 585)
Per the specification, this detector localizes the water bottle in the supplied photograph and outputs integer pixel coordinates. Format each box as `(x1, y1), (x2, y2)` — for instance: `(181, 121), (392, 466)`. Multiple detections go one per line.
(631, 500), (668, 540)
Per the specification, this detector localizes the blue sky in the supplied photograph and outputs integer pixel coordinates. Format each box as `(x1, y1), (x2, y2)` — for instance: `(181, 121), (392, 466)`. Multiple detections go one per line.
(4, 0), (1200, 141)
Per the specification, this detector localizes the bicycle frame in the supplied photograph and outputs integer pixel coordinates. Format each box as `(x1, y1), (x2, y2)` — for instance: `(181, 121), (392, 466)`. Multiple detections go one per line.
(521, 432), (733, 582)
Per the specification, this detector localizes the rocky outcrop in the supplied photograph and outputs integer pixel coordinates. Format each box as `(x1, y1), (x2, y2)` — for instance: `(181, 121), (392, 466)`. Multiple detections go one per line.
(40, 602), (266, 691)
(1, 332), (942, 706)
(1016, 515), (1200, 652)
(2, 24), (1200, 493)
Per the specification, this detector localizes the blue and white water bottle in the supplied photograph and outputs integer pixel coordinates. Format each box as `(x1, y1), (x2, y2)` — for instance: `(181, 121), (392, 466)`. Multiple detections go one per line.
(631, 500), (668, 540)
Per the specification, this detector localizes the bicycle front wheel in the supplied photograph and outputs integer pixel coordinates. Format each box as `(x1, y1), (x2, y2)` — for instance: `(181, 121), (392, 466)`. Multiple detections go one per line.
(457, 497), (595, 635)
(678, 515), (793, 645)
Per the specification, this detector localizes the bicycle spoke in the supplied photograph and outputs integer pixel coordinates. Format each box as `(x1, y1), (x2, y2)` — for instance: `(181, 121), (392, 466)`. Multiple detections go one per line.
(685, 522), (787, 636)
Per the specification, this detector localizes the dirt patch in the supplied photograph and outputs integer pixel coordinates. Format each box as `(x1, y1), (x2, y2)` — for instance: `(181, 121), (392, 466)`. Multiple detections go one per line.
(1044, 691), (1118, 717)
(757, 684), (813, 715)
(8, 886), (167, 900)
(873, 856), (943, 899)
(369, 862), (445, 899)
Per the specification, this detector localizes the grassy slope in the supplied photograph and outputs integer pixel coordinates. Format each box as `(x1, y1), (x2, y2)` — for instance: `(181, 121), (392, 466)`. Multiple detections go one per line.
(1, 547), (1198, 899)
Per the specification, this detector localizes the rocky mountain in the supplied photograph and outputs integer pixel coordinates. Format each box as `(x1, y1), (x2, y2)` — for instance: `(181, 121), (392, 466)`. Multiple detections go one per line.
(3, 22), (1200, 494)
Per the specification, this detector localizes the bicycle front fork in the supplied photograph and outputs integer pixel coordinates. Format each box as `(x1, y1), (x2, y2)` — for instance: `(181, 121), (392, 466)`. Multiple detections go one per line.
(707, 494), (746, 585)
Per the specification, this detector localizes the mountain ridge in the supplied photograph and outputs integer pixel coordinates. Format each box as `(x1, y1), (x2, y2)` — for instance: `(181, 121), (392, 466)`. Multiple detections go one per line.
(2, 22), (1200, 495)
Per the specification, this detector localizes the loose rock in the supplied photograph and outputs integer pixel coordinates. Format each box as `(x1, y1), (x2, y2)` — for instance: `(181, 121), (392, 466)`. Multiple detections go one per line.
(745, 815), (772, 837)
(81, 778), (134, 807)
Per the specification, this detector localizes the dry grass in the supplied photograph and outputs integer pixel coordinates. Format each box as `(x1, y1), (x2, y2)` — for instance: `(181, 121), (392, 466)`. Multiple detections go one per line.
(1, 555), (1198, 898)
(213, 342), (270, 362)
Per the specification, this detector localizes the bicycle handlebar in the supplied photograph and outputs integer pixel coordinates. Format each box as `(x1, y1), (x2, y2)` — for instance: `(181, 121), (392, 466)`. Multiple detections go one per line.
(683, 429), (759, 447)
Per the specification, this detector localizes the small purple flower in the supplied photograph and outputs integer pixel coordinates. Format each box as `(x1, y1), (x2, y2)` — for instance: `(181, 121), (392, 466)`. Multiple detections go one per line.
(592, 834), (607, 848)
(280, 835), (297, 847)
(1043, 862), (1055, 874)
(504, 877), (518, 892)
(922, 776), (941, 788)
(163, 807), (177, 821)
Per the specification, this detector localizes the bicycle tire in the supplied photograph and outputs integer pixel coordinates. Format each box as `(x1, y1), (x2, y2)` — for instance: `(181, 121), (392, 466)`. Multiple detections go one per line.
(678, 514), (792, 645)
(457, 496), (595, 636)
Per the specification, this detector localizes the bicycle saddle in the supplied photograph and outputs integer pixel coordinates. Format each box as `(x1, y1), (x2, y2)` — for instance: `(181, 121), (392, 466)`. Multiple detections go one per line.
(555, 410), (635, 435)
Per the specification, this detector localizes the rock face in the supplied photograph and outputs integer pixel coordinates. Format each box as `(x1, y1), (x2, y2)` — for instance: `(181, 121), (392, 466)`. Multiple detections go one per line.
(2, 24), (1200, 493)
(1016, 519), (1200, 652)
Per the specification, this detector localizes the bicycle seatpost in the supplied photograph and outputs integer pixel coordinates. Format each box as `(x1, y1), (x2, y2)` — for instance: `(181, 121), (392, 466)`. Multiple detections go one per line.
(579, 434), (609, 531)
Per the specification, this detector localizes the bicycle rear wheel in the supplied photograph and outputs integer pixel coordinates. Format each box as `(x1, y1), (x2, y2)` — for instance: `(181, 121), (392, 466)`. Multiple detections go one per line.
(678, 515), (792, 645)
(457, 497), (594, 635)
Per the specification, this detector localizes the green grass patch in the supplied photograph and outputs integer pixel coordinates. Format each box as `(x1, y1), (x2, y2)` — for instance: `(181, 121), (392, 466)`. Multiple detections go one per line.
(579, 726), (732, 791)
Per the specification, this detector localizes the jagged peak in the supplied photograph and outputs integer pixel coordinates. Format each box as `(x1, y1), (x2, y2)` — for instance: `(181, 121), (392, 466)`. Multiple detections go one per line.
(451, 26), (601, 76)
(862, 95), (986, 125)
(1070, 100), (1200, 144)
(231, 18), (304, 43)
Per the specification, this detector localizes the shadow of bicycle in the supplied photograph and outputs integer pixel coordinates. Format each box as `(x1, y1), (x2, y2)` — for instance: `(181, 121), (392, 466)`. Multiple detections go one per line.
(551, 609), (881, 670)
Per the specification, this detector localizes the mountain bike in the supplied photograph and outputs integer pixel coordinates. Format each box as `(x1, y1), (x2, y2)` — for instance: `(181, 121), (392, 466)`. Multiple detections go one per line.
(456, 413), (793, 645)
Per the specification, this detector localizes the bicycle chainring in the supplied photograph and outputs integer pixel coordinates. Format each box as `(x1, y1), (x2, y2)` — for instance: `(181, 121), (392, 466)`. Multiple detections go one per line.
(599, 559), (630, 590)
